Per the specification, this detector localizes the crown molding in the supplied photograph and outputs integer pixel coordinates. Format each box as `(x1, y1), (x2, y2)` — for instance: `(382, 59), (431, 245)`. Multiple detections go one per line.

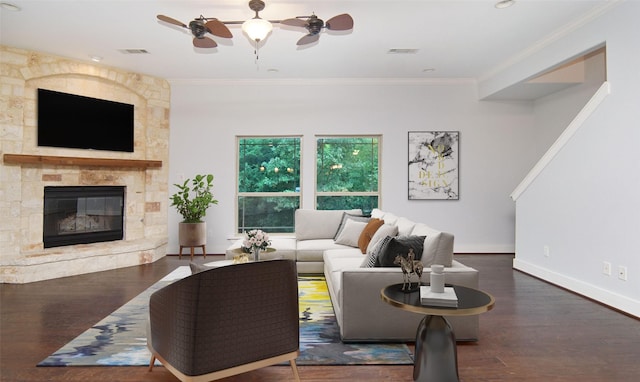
(167, 77), (476, 86)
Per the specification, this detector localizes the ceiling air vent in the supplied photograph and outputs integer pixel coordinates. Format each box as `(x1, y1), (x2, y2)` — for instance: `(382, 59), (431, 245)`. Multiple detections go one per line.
(118, 49), (150, 54)
(388, 49), (419, 54)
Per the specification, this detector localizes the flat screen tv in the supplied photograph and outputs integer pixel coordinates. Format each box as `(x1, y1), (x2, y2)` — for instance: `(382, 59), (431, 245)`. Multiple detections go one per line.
(37, 88), (134, 152)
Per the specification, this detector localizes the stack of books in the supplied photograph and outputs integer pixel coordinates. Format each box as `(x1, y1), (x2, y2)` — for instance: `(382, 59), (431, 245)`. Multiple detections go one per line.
(420, 286), (458, 308)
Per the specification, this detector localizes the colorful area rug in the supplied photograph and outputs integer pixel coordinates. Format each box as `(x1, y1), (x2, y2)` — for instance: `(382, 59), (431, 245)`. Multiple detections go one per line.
(38, 266), (413, 367)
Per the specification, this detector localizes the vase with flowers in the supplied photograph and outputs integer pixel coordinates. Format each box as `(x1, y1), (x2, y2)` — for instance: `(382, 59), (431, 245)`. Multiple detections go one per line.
(242, 229), (271, 261)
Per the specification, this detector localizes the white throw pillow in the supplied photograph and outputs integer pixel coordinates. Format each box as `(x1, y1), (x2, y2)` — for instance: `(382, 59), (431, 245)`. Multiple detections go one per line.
(366, 223), (399, 253)
(334, 220), (367, 247)
(333, 212), (371, 240)
(411, 223), (454, 266)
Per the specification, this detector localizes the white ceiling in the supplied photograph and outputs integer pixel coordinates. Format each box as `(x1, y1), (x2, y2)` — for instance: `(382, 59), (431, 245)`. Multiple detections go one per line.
(0, 0), (614, 83)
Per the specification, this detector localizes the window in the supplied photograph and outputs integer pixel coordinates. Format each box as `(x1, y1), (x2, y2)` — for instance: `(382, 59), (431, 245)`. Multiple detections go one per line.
(316, 136), (380, 214)
(237, 137), (301, 233)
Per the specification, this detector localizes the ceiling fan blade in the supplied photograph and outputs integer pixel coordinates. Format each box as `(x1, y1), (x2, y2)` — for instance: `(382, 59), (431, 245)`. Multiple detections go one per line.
(157, 14), (187, 28)
(193, 37), (217, 48)
(325, 14), (353, 31)
(205, 19), (233, 38)
(297, 34), (320, 46)
(281, 18), (308, 28)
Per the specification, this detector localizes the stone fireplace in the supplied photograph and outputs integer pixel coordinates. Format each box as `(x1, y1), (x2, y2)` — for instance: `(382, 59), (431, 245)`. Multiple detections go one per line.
(0, 46), (170, 283)
(43, 186), (125, 248)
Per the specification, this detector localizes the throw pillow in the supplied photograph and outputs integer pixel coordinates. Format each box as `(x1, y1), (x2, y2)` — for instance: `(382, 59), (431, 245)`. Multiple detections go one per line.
(334, 219), (368, 247)
(296, 209), (362, 240)
(410, 224), (454, 267)
(357, 218), (384, 254)
(361, 235), (393, 268)
(333, 212), (371, 240)
(189, 262), (210, 274)
(375, 235), (426, 267)
(366, 223), (399, 253)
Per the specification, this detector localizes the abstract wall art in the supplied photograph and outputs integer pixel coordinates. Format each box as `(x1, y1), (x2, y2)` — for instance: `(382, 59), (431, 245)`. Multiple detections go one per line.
(408, 131), (459, 200)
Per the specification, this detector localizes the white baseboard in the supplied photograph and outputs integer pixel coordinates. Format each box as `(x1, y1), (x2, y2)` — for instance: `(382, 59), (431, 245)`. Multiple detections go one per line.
(513, 258), (639, 318)
(454, 244), (515, 253)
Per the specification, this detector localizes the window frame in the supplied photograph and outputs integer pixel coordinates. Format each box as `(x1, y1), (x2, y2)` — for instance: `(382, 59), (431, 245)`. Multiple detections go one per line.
(314, 134), (382, 211)
(235, 135), (302, 235)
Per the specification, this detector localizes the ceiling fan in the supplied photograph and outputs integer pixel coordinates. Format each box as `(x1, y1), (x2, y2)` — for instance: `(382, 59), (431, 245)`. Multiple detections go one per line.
(156, 0), (353, 49)
(156, 14), (232, 48)
(281, 13), (354, 46)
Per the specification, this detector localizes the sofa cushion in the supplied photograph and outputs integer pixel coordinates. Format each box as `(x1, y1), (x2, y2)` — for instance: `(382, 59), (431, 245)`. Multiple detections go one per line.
(366, 223), (399, 253)
(411, 223), (454, 267)
(295, 209), (361, 240)
(297, 239), (355, 261)
(370, 208), (385, 220)
(334, 219), (368, 247)
(381, 212), (398, 225)
(333, 212), (371, 240)
(357, 218), (384, 253)
(375, 235), (426, 267)
(395, 217), (416, 237)
(323, 249), (365, 305)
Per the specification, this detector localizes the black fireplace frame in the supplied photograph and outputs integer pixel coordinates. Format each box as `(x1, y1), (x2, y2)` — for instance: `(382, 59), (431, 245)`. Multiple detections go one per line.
(43, 186), (125, 248)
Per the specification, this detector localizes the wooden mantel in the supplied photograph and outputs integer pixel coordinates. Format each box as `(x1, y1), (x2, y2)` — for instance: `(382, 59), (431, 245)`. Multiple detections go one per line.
(3, 154), (162, 169)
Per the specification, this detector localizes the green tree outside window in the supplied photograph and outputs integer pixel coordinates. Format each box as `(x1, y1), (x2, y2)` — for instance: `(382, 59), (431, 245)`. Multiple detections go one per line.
(237, 137), (301, 233)
(316, 136), (380, 214)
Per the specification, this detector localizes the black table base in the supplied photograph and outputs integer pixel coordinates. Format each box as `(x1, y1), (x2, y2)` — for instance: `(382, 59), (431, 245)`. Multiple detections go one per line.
(414, 315), (459, 382)
(381, 283), (494, 382)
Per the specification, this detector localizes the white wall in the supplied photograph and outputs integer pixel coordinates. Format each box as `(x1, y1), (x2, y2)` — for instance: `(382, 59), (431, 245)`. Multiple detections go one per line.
(167, 80), (536, 255)
(533, 51), (606, 158)
(500, 2), (640, 317)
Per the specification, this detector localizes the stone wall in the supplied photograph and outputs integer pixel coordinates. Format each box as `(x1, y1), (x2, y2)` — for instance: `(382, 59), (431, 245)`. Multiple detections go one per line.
(0, 46), (170, 283)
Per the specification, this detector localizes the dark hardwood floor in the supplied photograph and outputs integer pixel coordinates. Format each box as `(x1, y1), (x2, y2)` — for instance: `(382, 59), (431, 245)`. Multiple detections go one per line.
(1, 254), (638, 381)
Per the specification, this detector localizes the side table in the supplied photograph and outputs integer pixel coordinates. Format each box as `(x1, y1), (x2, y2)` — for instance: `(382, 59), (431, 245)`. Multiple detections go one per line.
(230, 247), (277, 261)
(381, 284), (494, 382)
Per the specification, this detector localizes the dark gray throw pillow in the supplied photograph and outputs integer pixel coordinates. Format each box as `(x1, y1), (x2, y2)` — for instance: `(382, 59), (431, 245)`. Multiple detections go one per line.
(374, 235), (426, 267)
(361, 235), (393, 268)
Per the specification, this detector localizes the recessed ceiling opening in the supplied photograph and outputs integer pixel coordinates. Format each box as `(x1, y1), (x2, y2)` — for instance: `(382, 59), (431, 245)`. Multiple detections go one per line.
(387, 49), (419, 54)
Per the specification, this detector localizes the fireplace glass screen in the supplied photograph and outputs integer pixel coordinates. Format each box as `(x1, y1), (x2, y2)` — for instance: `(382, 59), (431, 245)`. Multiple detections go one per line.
(43, 186), (125, 248)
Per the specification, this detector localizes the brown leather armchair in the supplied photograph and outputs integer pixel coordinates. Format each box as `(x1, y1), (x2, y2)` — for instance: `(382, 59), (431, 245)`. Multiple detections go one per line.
(148, 259), (300, 381)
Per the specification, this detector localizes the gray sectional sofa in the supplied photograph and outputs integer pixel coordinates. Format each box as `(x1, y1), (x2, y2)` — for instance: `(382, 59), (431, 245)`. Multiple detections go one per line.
(226, 208), (480, 342)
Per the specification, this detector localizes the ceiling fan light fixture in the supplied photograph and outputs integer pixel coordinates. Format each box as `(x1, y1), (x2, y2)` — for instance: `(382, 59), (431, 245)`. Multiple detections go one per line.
(495, 0), (515, 9)
(0, 2), (21, 11)
(157, 0), (353, 56)
(242, 17), (273, 42)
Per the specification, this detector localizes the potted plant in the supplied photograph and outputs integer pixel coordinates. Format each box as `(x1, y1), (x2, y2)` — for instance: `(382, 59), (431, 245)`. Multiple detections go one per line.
(170, 174), (218, 251)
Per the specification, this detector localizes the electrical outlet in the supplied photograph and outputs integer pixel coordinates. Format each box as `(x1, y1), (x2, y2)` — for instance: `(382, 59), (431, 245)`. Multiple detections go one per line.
(543, 245), (550, 257)
(602, 261), (611, 276)
(618, 266), (628, 281)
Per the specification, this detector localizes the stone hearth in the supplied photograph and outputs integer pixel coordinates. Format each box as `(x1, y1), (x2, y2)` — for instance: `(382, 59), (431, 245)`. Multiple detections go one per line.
(0, 46), (170, 283)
